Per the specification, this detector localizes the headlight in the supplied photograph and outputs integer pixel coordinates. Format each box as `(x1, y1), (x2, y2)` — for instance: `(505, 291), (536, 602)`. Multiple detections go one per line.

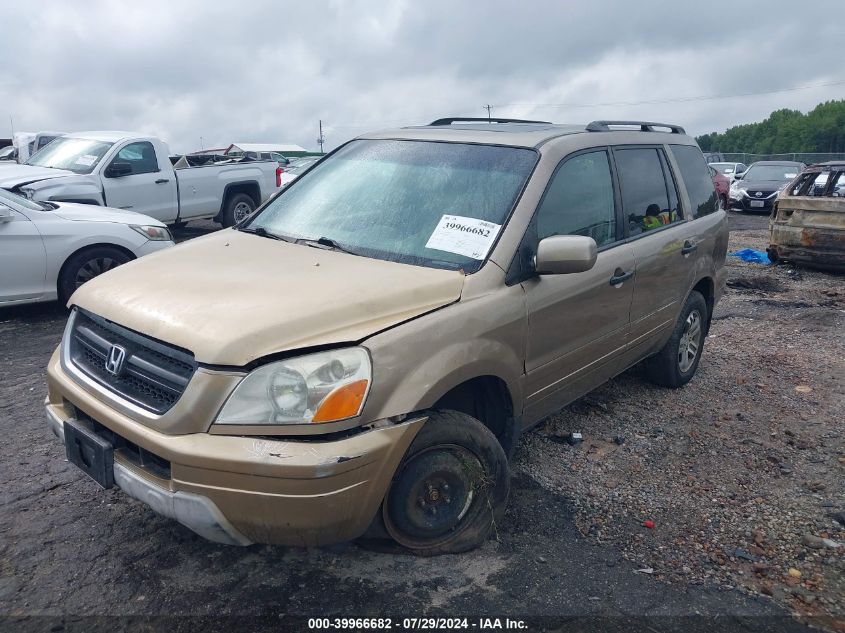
(131, 224), (172, 241)
(216, 347), (371, 425)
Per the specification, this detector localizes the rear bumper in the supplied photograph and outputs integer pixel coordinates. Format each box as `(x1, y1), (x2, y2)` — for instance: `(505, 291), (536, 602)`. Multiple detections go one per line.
(46, 348), (425, 546)
(768, 224), (845, 270)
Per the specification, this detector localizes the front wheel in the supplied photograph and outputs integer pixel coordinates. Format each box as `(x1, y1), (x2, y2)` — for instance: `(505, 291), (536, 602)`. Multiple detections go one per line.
(220, 193), (256, 227)
(645, 290), (708, 388)
(58, 246), (132, 305)
(382, 410), (509, 556)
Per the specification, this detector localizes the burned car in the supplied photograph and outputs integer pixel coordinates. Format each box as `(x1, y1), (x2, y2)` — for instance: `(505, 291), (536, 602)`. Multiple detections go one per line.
(768, 162), (845, 271)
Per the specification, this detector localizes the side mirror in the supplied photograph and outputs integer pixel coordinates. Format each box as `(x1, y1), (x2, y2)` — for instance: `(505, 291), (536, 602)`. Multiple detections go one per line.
(0, 204), (13, 223)
(535, 235), (597, 275)
(105, 161), (133, 178)
(734, 171), (745, 180)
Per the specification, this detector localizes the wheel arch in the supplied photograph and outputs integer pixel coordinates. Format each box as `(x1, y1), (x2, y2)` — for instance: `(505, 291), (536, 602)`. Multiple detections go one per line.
(690, 276), (714, 335)
(57, 242), (137, 299)
(219, 180), (261, 215)
(428, 374), (521, 459)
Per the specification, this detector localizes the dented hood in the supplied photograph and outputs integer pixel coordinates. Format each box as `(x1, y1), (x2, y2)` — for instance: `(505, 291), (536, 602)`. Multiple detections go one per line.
(70, 230), (465, 365)
(0, 164), (74, 189)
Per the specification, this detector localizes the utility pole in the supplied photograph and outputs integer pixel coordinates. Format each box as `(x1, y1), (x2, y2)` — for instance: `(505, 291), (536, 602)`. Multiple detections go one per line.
(483, 105), (493, 122)
(200, 136), (204, 150)
(9, 115), (14, 137)
(317, 120), (325, 153)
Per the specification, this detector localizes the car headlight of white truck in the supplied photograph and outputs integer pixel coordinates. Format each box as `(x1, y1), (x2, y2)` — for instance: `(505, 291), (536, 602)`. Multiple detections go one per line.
(216, 347), (371, 425)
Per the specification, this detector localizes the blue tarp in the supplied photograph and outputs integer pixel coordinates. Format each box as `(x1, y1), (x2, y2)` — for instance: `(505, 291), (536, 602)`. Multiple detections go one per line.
(730, 249), (772, 265)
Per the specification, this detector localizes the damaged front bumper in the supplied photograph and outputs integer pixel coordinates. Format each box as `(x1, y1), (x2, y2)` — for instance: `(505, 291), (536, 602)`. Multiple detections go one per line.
(46, 348), (425, 546)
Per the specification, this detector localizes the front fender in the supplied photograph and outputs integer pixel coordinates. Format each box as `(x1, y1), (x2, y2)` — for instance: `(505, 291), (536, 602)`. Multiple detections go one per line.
(360, 286), (527, 423)
(27, 175), (104, 205)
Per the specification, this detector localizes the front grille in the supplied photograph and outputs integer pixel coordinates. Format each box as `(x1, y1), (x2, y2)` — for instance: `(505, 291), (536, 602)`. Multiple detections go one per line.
(68, 309), (197, 414)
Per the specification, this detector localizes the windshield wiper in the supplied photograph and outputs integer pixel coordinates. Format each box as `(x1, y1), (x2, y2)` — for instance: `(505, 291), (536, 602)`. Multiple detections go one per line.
(296, 236), (360, 256)
(237, 226), (294, 242)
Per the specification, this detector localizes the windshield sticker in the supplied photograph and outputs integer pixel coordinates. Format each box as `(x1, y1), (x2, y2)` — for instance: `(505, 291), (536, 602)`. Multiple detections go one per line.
(75, 154), (98, 167)
(784, 173), (797, 178)
(425, 215), (502, 260)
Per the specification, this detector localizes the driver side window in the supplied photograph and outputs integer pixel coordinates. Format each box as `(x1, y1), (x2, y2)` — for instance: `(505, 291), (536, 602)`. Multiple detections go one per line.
(536, 150), (617, 247)
(111, 141), (159, 176)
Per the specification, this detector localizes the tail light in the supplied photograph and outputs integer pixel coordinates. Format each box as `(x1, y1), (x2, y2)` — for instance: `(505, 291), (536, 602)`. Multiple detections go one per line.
(276, 166), (283, 187)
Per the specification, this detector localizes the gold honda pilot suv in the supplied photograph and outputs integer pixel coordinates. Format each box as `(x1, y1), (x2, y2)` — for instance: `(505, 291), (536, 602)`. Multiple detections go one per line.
(46, 118), (728, 554)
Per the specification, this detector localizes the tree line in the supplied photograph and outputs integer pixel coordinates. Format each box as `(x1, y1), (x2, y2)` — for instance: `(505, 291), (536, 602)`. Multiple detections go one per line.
(696, 100), (845, 154)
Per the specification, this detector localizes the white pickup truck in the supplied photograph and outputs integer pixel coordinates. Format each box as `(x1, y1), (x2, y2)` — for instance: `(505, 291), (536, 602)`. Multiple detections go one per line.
(0, 131), (280, 227)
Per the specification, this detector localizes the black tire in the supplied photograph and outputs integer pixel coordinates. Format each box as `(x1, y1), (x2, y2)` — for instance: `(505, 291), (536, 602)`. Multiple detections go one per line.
(645, 290), (708, 388)
(58, 246), (132, 305)
(168, 221), (188, 230)
(220, 193), (256, 227)
(381, 410), (509, 556)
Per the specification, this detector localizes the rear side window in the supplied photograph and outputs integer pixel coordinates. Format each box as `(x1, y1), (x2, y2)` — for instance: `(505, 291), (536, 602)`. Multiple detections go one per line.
(536, 150), (617, 247)
(614, 148), (681, 236)
(669, 145), (717, 219)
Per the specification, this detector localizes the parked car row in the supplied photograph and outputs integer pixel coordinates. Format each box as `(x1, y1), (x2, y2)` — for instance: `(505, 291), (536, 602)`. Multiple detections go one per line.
(41, 117), (729, 555)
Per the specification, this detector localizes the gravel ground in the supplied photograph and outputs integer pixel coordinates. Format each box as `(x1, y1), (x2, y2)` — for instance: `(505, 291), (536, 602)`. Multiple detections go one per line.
(519, 222), (844, 620)
(0, 213), (841, 631)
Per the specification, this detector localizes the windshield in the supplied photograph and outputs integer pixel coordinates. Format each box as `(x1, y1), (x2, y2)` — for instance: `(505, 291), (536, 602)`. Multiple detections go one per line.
(743, 164), (801, 181)
(0, 187), (49, 211)
(26, 137), (114, 174)
(711, 163), (735, 175)
(246, 139), (537, 272)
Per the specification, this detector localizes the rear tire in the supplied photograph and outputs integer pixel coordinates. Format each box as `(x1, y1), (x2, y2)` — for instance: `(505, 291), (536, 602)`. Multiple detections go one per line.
(645, 290), (708, 388)
(58, 246), (132, 305)
(381, 410), (509, 556)
(220, 193), (256, 227)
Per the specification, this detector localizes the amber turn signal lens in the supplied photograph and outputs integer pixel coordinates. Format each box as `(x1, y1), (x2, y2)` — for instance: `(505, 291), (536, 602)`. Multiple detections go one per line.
(312, 379), (368, 423)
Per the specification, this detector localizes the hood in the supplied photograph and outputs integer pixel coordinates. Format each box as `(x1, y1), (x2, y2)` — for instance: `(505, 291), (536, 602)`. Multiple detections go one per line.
(734, 178), (791, 191)
(70, 230), (466, 365)
(0, 164), (74, 189)
(50, 201), (166, 226)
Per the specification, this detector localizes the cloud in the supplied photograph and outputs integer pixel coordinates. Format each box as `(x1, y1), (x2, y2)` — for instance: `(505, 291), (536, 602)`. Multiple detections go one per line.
(0, 0), (841, 153)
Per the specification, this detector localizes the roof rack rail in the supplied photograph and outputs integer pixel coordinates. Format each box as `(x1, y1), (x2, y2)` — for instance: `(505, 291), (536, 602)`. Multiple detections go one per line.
(586, 120), (686, 134)
(429, 117), (552, 126)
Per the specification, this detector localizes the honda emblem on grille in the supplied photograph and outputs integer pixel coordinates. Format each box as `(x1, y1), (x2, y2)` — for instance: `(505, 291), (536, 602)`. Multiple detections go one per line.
(104, 344), (127, 376)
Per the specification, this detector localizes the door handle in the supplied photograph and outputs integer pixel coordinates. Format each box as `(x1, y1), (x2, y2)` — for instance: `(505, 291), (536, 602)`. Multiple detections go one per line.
(609, 269), (634, 286)
(155, 178), (170, 184)
(681, 240), (698, 255)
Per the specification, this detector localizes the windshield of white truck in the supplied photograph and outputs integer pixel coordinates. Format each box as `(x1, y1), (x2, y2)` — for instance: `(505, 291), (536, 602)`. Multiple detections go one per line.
(26, 137), (114, 174)
(244, 139), (538, 273)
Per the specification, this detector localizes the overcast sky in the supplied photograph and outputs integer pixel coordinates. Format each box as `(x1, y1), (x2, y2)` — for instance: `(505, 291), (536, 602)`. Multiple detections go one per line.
(1, 0), (842, 154)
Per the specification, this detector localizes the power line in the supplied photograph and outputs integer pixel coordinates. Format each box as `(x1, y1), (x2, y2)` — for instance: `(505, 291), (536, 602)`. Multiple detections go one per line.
(492, 78), (845, 109)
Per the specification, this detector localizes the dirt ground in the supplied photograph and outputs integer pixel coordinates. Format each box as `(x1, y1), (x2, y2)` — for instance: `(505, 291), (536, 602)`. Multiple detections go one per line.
(0, 213), (841, 632)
